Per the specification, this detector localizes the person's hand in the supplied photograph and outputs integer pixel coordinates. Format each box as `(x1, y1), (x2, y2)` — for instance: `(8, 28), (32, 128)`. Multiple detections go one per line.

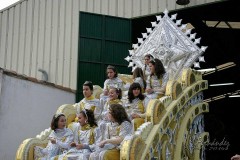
(49, 137), (56, 144)
(231, 154), (240, 160)
(104, 90), (108, 96)
(76, 144), (84, 150)
(131, 113), (140, 119)
(70, 142), (76, 147)
(99, 140), (108, 148)
(145, 88), (153, 94)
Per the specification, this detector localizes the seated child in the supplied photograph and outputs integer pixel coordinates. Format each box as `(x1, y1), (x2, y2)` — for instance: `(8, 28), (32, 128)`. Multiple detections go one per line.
(145, 58), (168, 99)
(74, 81), (102, 122)
(57, 109), (101, 160)
(99, 87), (122, 125)
(100, 65), (124, 105)
(89, 104), (133, 160)
(142, 54), (153, 79)
(125, 82), (147, 131)
(132, 67), (146, 93)
(35, 113), (73, 160)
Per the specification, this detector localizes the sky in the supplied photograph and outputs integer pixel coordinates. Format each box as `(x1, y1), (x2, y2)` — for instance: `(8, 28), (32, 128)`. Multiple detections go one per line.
(0, 0), (20, 10)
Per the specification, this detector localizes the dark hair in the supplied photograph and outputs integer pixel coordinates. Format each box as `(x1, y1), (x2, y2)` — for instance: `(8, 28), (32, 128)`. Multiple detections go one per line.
(51, 113), (65, 131)
(128, 83), (145, 103)
(132, 67), (146, 89)
(149, 58), (166, 79)
(144, 54), (153, 60)
(106, 65), (118, 78)
(109, 104), (131, 125)
(83, 81), (93, 91)
(79, 109), (98, 127)
(109, 87), (122, 99)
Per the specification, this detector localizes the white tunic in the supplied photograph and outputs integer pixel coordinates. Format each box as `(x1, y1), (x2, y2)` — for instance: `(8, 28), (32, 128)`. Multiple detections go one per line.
(100, 77), (124, 104)
(103, 77), (123, 91)
(146, 73), (168, 99)
(74, 95), (102, 121)
(89, 121), (133, 160)
(57, 124), (101, 160)
(124, 98), (145, 119)
(142, 65), (151, 79)
(40, 128), (74, 160)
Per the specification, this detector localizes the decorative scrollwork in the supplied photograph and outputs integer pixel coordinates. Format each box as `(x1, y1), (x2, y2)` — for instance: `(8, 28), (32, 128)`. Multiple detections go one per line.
(129, 136), (146, 160)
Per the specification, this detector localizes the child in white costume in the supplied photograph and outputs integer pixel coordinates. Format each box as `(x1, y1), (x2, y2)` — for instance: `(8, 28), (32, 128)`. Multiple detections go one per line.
(103, 65), (123, 93)
(142, 54), (153, 79)
(74, 81), (102, 122)
(125, 83), (147, 131)
(100, 65), (124, 105)
(145, 58), (168, 99)
(90, 104), (133, 160)
(35, 113), (73, 160)
(57, 109), (101, 160)
(99, 87), (122, 125)
(132, 67), (146, 93)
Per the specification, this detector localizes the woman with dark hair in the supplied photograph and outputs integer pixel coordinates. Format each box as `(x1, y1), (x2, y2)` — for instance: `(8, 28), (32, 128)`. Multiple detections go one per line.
(132, 67), (146, 92)
(126, 82), (146, 130)
(57, 109), (101, 160)
(34, 113), (74, 160)
(74, 81), (102, 122)
(90, 104), (133, 160)
(145, 58), (169, 99)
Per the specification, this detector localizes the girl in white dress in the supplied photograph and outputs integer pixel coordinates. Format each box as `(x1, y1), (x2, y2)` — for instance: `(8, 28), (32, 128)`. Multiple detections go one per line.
(89, 104), (133, 160)
(132, 67), (146, 92)
(100, 65), (124, 104)
(146, 58), (168, 99)
(74, 81), (102, 122)
(98, 87), (123, 145)
(99, 87), (122, 127)
(36, 113), (74, 160)
(125, 82), (146, 131)
(142, 54), (153, 79)
(57, 109), (101, 160)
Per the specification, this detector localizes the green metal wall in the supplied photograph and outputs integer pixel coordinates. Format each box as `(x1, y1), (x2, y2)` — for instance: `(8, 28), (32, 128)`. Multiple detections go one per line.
(76, 12), (132, 102)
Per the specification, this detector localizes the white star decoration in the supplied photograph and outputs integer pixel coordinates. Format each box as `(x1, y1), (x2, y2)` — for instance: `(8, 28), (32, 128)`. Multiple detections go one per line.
(124, 56), (131, 62)
(194, 62), (200, 68)
(125, 9), (207, 80)
(198, 56), (205, 62)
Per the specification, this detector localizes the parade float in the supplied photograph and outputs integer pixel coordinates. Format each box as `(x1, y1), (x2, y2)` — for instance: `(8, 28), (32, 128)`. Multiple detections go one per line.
(16, 10), (209, 160)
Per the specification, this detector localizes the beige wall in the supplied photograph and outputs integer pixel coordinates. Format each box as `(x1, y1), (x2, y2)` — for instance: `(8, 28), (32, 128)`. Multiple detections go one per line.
(0, 0), (221, 90)
(0, 71), (75, 160)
